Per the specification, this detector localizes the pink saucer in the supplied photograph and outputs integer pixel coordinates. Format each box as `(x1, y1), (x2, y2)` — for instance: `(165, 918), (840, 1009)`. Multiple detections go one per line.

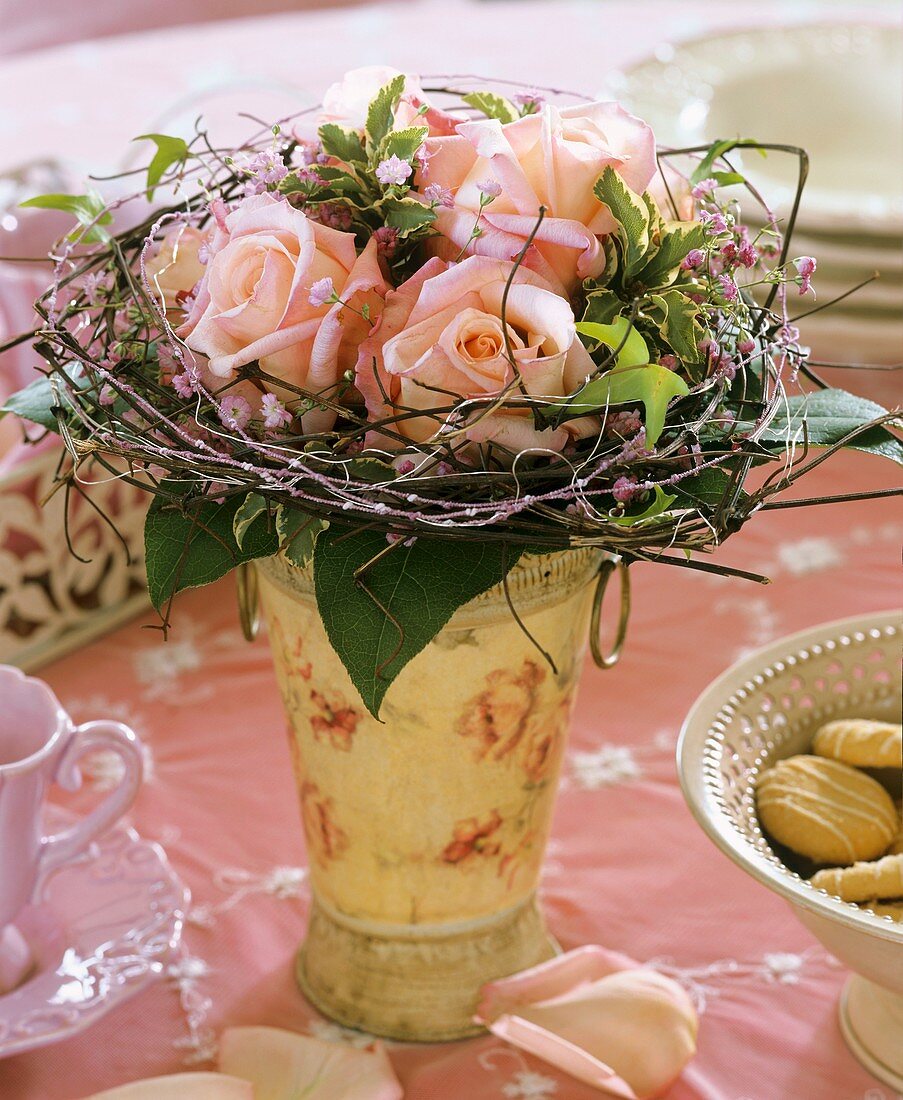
(0, 807), (188, 1058)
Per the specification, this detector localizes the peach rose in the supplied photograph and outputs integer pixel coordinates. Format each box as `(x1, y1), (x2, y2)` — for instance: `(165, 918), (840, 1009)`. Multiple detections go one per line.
(476, 945), (698, 1099)
(356, 255), (596, 456)
(424, 102), (656, 294)
(179, 193), (385, 432)
(319, 65), (460, 138)
(145, 224), (207, 310)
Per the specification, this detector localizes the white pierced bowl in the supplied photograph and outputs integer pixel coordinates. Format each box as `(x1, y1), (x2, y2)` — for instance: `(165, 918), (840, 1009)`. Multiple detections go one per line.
(678, 611), (903, 1089)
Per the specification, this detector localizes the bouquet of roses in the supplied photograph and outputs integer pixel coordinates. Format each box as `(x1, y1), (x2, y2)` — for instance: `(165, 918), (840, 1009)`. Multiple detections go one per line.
(3, 66), (899, 714)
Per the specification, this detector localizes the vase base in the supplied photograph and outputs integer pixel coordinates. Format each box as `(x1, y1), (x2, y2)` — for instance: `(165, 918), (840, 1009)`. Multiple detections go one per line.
(296, 893), (558, 1042)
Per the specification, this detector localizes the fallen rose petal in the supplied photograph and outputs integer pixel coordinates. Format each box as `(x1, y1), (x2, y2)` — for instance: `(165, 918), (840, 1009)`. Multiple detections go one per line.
(218, 1025), (403, 1100)
(476, 947), (698, 1100)
(84, 1073), (253, 1099)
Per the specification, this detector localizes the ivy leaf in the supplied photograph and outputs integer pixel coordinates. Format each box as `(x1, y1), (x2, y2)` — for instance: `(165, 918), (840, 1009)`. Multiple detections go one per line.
(461, 91), (518, 124)
(593, 166), (649, 276)
(613, 485), (677, 527)
(276, 506), (328, 568)
(736, 389), (903, 465)
(566, 363), (690, 446)
(19, 191), (112, 243)
(648, 290), (703, 364)
(233, 492), (269, 549)
(635, 222), (706, 289)
(690, 138), (739, 184)
(318, 123), (367, 164)
(381, 197), (436, 235)
(133, 133), (190, 199)
(365, 74), (406, 149)
(576, 317), (649, 370)
(144, 490), (279, 612)
(382, 125), (429, 164)
(672, 467), (749, 510)
(0, 375), (63, 430)
(314, 528), (520, 718)
(346, 457), (396, 482)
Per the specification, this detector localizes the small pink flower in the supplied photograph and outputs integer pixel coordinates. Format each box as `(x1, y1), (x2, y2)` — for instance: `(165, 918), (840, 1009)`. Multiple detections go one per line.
(691, 177), (718, 199)
(738, 336), (756, 356)
(738, 241), (758, 267)
(218, 395), (252, 431)
(718, 274), (738, 301)
(376, 155), (413, 187)
(308, 276), (336, 308)
(513, 90), (545, 113)
(700, 210), (728, 235)
(794, 255), (816, 295)
(612, 476), (640, 504)
(658, 354), (678, 370)
(374, 225), (399, 258)
(172, 372), (196, 398)
(98, 384), (116, 407)
(681, 248), (705, 270)
(261, 392), (292, 430)
(423, 183), (454, 208)
(477, 178), (502, 199)
(396, 458), (415, 474)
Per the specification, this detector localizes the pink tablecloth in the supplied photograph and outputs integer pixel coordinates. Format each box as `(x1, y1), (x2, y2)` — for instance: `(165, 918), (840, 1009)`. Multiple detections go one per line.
(1, 449), (900, 1100)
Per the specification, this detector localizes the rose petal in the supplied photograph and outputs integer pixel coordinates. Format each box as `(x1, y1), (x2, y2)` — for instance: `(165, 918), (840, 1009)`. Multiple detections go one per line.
(86, 1073), (253, 1099)
(218, 1026), (403, 1100)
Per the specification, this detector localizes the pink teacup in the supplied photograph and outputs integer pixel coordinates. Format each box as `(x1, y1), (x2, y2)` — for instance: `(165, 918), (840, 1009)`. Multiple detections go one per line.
(0, 666), (143, 988)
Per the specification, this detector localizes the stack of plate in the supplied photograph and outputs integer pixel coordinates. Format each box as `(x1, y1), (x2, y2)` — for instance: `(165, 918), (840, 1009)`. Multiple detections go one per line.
(609, 22), (903, 375)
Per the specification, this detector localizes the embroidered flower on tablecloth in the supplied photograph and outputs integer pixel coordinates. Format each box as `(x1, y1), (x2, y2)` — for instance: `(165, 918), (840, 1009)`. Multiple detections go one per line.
(501, 1071), (559, 1098)
(570, 744), (642, 789)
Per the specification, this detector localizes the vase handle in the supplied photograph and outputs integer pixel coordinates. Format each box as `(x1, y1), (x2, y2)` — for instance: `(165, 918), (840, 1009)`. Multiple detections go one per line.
(237, 562), (260, 641)
(590, 559), (630, 669)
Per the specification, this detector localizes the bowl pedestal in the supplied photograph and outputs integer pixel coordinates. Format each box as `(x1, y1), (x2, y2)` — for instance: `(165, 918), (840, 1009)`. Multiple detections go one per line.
(839, 975), (903, 1091)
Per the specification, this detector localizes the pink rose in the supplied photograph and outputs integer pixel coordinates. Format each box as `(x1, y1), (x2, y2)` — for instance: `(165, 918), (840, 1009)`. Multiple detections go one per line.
(144, 224), (207, 310)
(423, 102), (656, 294)
(356, 255), (596, 456)
(179, 193), (385, 432)
(319, 66), (460, 138)
(476, 945), (699, 1099)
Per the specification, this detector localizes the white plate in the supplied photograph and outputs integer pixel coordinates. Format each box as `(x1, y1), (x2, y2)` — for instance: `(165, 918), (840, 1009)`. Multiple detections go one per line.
(610, 22), (903, 235)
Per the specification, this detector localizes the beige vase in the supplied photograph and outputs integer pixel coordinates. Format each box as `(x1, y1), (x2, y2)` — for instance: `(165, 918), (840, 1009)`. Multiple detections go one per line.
(253, 548), (605, 1041)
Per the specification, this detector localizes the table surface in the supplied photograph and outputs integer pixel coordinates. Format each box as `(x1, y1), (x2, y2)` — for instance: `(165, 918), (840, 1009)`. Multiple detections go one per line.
(1, 3), (901, 1098)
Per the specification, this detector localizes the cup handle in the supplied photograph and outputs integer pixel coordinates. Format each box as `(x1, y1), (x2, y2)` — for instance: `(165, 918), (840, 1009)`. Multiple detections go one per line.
(37, 720), (144, 884)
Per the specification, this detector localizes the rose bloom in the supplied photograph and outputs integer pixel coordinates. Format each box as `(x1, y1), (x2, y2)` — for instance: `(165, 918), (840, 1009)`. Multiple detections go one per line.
(356, 254), (596, 456)
(144, 224), (207, 310)
(179, 193), (385, 432)
(423, 102), (656, 295)
(319, 65), (461, 137)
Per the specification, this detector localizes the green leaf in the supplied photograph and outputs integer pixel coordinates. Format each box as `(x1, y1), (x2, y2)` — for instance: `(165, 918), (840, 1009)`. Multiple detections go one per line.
(346, 457), (396, 483)
(19, 191), (112, 243)
(276, 506), (328, 568)
(635, 222), (706, 289)
(313, 529), (520, 717)
(382, 125), (429, 164)
(581, 289), (622, 327)
(461, 91), (518, 124)
(365, 74), (406, 149)
(711, 170), (745, 187)
(690, 138), (738, 184)
(593, 166), (649, 276)
(612, 485), (677, 526)
(576, 317), (649, 370)
(672, 467), (748, 509)
(318, 122), (367, 164)
(144, 489), (279, 612)
(567, 363), (690, 446)
(0, 375), (62, 430)
(648, 290), (703, 364)
(233, 492), (269, 549)
(381, 197), (436, 235)
(737, 389), (903, 465)
(133, 133), (190, 199)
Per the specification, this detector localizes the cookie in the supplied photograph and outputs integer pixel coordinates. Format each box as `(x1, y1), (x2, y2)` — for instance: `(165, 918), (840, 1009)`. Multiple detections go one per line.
(756, 755), (898, 864)
(860, 900), (903, 922)
(813, 719), (903, 770)
(888, 802), (903, 856)
(810, 853), (903, 902)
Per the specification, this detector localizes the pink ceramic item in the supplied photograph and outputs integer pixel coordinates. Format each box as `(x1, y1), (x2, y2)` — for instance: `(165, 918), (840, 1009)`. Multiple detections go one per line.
(0, 805), (188, 1058)
(0, 666), (144, 991)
